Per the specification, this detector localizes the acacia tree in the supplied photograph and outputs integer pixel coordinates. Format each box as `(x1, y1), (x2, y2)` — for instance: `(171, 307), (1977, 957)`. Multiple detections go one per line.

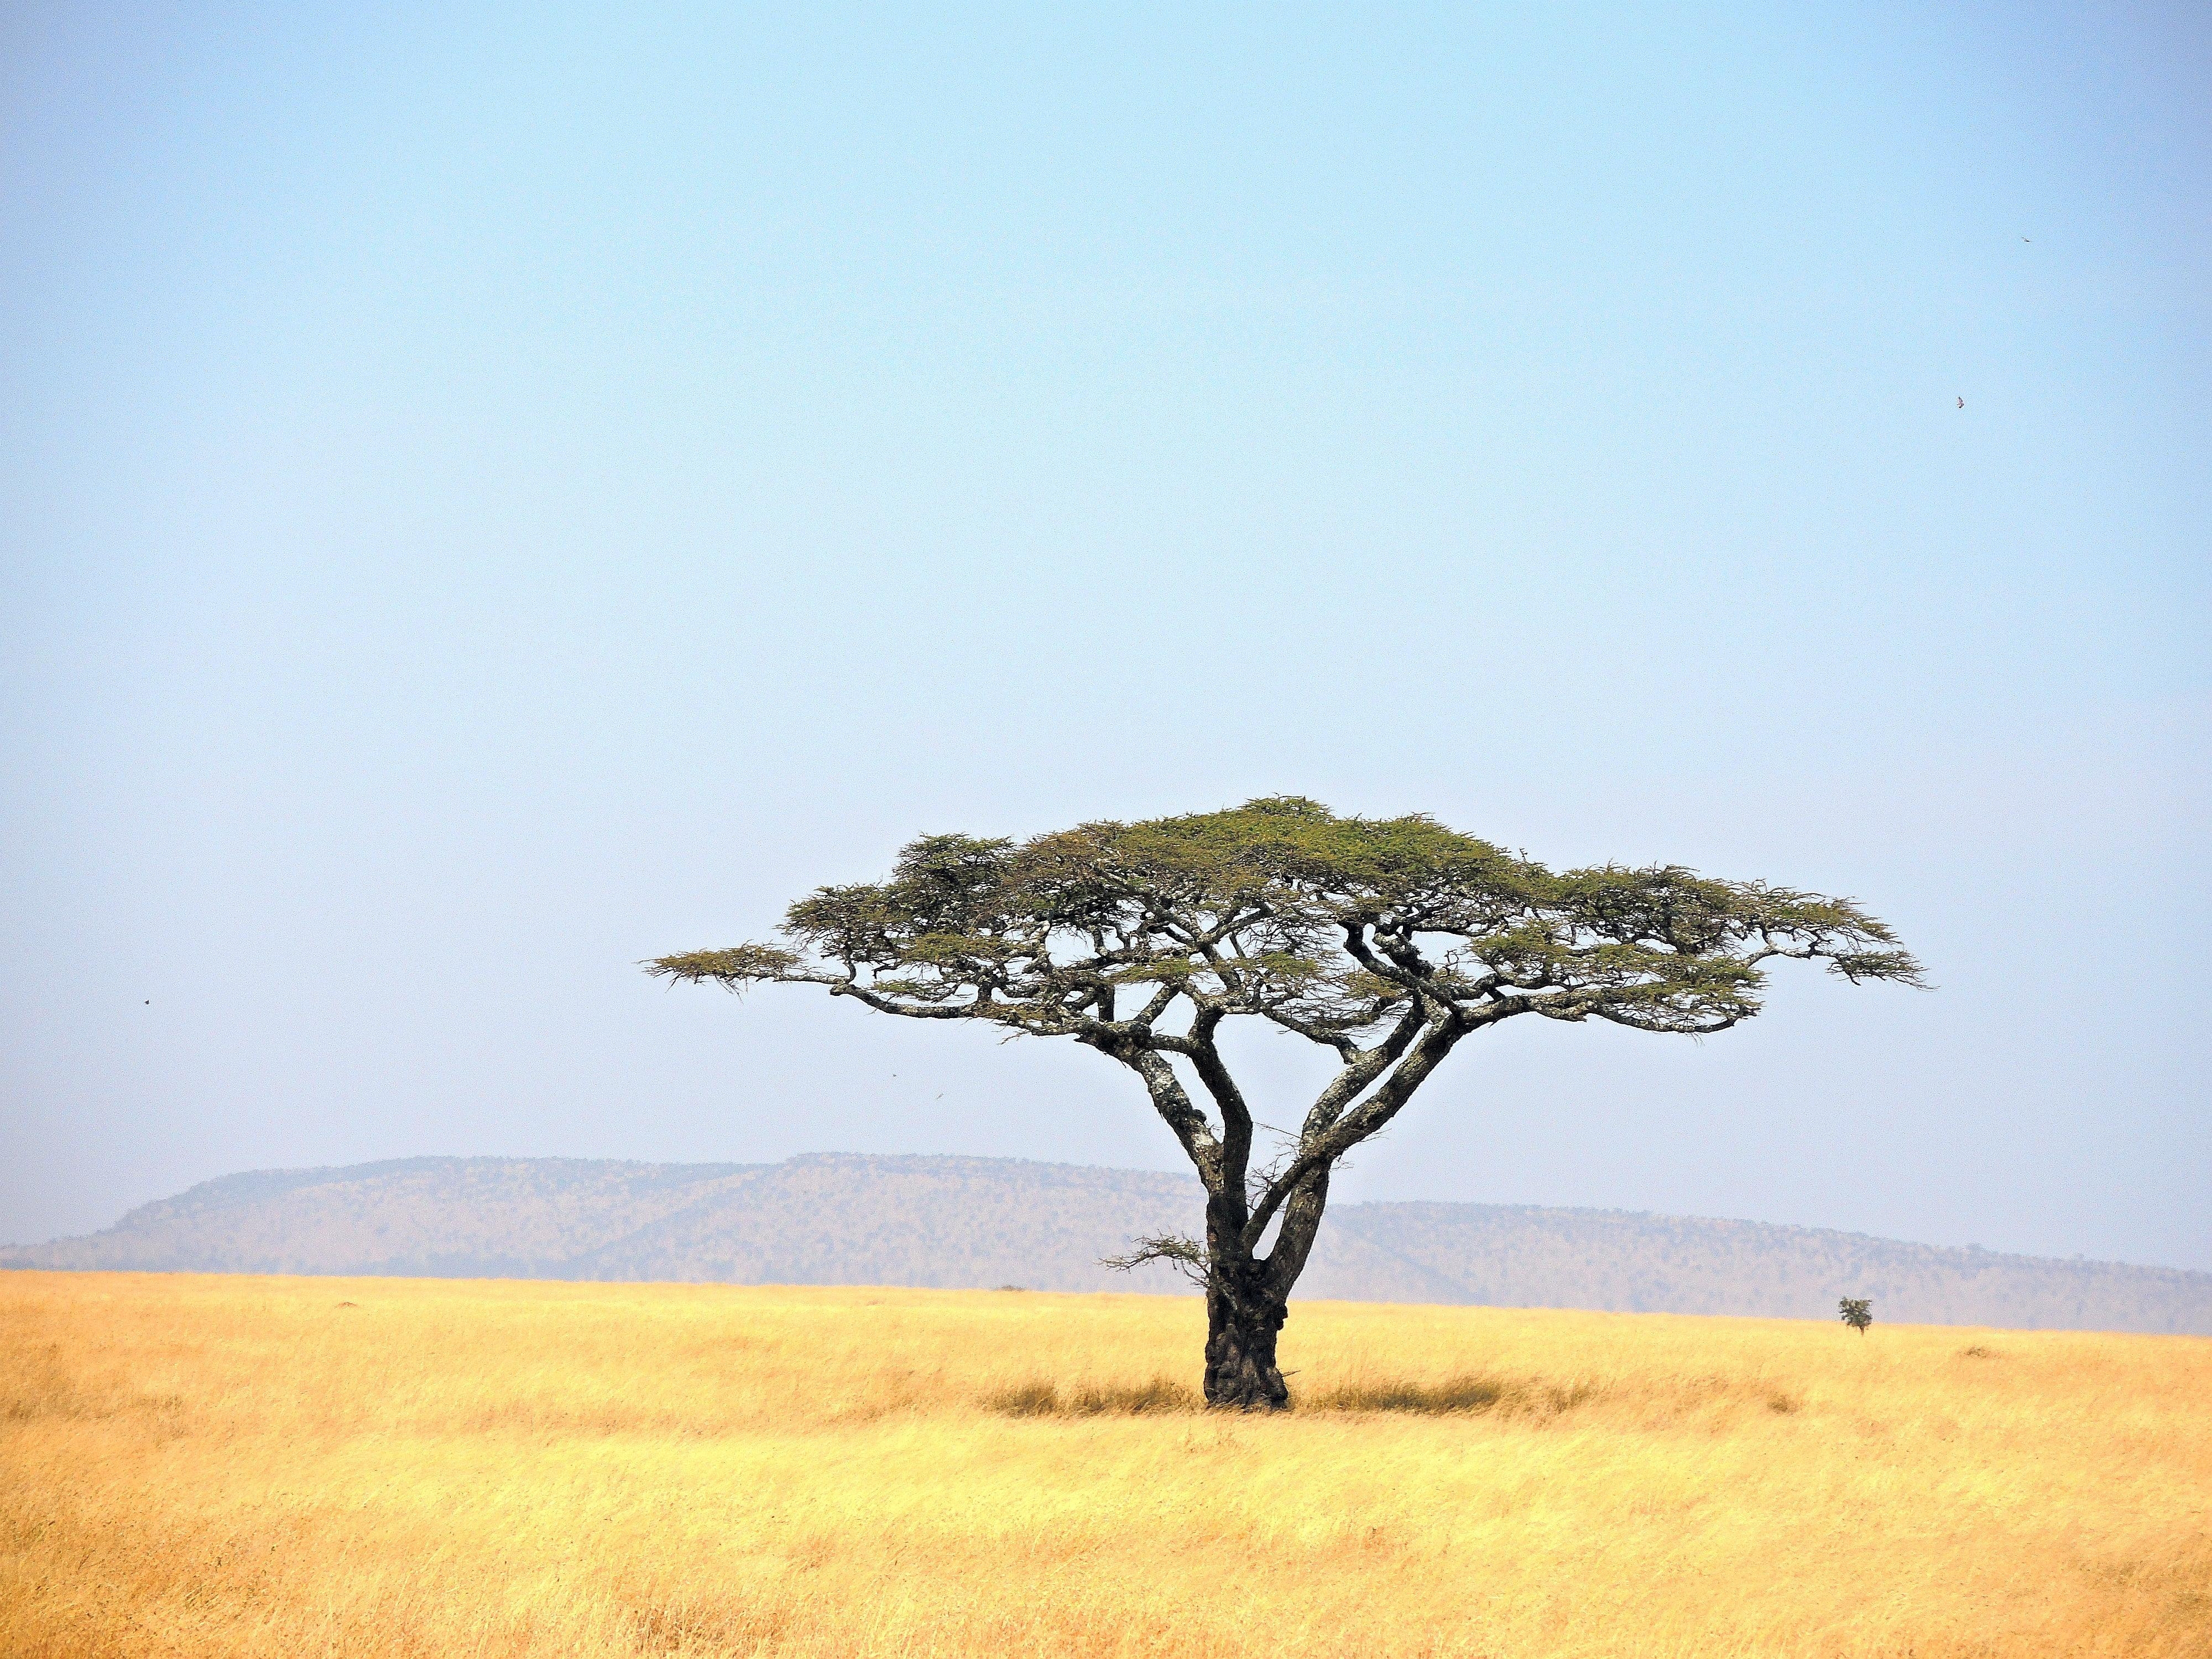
(649, 797), (1922, 1410)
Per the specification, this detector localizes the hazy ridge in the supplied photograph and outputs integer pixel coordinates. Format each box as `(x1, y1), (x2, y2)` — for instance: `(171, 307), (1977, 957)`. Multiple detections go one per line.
(5, 1152), (2206, 1333)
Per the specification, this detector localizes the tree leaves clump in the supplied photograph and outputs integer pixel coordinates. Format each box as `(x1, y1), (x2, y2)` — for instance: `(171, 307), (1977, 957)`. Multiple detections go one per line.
(651, 796), (1922, 1046)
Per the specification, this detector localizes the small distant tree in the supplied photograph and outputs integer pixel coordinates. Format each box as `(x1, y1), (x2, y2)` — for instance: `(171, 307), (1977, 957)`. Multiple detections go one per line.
(649, 797), (1922, 1410)
(1839, 1297), (1874, 1335)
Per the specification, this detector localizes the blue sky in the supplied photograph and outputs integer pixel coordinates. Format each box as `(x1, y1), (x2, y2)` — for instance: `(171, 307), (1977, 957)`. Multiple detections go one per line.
(3, 4), (2206, 1267)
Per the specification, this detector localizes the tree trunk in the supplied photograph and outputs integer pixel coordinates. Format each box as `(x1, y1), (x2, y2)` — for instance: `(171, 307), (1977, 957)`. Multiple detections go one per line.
(1203, 1267), (1290, 1410)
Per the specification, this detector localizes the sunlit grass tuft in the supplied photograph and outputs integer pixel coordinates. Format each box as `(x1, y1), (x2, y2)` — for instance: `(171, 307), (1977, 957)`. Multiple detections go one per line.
(1300, 1371), (1593, 1416)
(984, 1376), (1200, 1416)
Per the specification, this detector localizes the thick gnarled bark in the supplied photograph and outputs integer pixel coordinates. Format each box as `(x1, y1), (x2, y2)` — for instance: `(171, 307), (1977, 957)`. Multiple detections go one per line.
(1194, 1171), (1328, 1410)
(1204, 1268), (1290, 1410)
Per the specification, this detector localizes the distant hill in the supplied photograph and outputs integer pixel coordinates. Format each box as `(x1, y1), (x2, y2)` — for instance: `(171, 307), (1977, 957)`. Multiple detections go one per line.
(6, 1153), (2207, 1334)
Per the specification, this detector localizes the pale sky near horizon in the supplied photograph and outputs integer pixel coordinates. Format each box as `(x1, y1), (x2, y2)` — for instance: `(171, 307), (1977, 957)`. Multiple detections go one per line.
(3, 4), (2207, 1268)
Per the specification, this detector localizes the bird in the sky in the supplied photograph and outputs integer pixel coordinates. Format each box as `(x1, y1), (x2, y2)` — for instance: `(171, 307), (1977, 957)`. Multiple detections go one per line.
(1957, 397), (1965, 409)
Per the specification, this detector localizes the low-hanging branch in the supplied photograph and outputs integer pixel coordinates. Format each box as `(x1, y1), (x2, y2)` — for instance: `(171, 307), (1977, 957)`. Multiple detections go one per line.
(649, 796), (1924, 1408)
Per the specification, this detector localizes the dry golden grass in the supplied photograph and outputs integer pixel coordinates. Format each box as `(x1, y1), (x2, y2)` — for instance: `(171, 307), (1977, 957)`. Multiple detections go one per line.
(2, 1271), (2206, 1657)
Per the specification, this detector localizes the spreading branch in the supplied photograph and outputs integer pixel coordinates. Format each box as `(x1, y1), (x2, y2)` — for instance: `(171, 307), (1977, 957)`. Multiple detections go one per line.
(1100, 1233), (1210, 1287)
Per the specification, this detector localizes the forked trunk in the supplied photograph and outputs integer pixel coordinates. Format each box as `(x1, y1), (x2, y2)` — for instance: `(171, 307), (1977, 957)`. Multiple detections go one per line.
(1203, 1269), (1290, 1410)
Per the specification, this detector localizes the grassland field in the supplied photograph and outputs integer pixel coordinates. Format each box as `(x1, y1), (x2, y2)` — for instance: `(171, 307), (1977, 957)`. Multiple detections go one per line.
(2, 1270), (2206, 1657)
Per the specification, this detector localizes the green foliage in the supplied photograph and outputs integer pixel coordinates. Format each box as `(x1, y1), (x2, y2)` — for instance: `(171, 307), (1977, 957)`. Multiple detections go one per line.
(1840, 1297), (1874, 1334)
(646, 944), (802, 987)
(645, 796), (1924, 1042)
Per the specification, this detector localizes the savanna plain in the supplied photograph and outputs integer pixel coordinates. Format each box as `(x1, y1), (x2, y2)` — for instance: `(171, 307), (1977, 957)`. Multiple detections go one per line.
(2, 1272), (2206, 1658)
